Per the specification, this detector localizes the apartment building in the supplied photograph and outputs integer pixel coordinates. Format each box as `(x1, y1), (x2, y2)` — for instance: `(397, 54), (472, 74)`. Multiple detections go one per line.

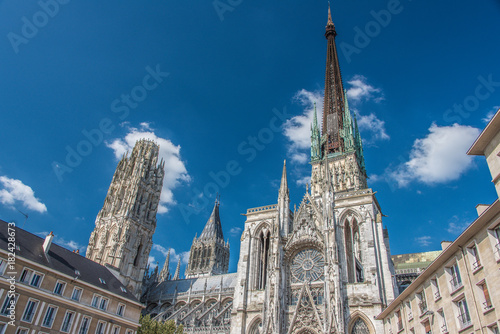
(0, 219), (142, 334)
(377, 109), (500, 334)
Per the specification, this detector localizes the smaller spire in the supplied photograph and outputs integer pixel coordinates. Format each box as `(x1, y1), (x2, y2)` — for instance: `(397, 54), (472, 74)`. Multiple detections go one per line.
(159, 248), (171, 282)
(279, 160), (288, 196)
(327, 2), (334, 26)
(173, 258), (181, 280)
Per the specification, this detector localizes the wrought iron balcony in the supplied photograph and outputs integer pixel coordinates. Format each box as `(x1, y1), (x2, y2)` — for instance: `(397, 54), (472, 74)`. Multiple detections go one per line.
(449, 276), (462, 291)
(457, 313), (471, 328)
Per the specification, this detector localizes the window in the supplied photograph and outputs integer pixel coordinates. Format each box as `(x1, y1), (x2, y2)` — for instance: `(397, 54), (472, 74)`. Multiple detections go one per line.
(95, 321), (106, 334)
(21, 299), (39, 323)
(91, 295), (101, 308)
(416, 291), (427, 314)
(406, 301), (413, 320)
(54, 281), (66, 295)
(117, 303), (125, 316)
(99, 278), (106, 285)
(431, 278), (440, 299)
(467, 244), (481, 271)
(448, 263), (462, 291)
(489, 325), (499, 334)
(0, 293), (18, 315)
(72, 287), (83, 301)
(395, 309), (403, 331)
(111, 326), (121, 334)
(42, 305), (58, 328)
(19, 268), (43, 288)
(61, 311), (75, 333)
(99, 297), (108, 311)
(478, 281), (493, 311)
(15, 328), (28, 334)
(78, 316), (91, 334)
(456, 298), (471, 329)
(0, 322), (6, 334)
(489, 225), (500, 260)
(0, 258), (7, 275)
(422, 319), (431, 334)
(126, 330), (134, 334)
(437, 309), (447, 333)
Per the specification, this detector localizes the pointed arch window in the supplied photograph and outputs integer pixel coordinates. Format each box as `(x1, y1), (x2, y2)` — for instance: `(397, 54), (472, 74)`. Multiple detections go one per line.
(256, 229), (270, 290)
(134, 244), (142, 266)
(345, 218), (364, 283)
(351, 318), (370, 334)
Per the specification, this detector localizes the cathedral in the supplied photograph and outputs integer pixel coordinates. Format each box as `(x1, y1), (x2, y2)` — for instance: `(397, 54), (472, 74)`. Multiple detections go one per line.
(86, 6), (397, 334)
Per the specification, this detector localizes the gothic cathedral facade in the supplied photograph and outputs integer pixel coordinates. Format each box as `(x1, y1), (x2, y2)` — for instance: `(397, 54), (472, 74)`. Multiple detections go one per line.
(230, 7), (396, 334)
(87, 7), (397, 334)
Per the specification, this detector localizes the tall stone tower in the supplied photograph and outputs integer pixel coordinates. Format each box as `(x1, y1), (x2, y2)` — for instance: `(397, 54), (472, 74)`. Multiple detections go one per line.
(231, 6), (396, 334)
(185, 199), (230, 278)
(86, 139), (165, 298)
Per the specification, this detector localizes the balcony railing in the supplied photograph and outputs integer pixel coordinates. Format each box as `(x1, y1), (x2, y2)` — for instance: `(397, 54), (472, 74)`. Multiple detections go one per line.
(483, 301), (493, 311)
(434, 291), (441, 299)
(440, 324), (448, 333)
(457, 313), (471, 328)
(472, 260), (481, 270)
(450, 276), (462, 291)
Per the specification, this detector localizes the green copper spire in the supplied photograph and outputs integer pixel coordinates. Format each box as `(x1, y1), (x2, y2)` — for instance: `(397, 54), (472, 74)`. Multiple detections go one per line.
(311, 102), (321, 161)
(353, 111), (366, 173)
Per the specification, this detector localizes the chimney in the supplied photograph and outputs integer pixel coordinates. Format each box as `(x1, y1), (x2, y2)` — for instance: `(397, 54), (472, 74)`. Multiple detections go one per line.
(476, 204), (489, 216)
(43, 232), (54, 255)
(440, 241), (452, 250)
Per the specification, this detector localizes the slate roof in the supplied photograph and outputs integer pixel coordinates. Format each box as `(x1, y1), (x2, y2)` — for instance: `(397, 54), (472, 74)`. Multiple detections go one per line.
(198, 201), (224, 241)
(147, 272), (237, 299)
(0, 219), (138, 303)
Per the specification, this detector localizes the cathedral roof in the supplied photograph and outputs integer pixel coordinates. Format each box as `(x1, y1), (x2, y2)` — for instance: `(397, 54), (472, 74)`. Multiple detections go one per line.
(147, 272), (237, 299)
(198, 201), (224, 241)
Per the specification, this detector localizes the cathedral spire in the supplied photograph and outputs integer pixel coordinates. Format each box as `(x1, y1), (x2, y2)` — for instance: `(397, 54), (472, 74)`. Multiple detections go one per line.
(311, 103), (321, 161)
(159, 248), (171, 282)
(278, 160), (291, 236)
(173, 258), (181, 280)
(199, 200), (224, 242)
(279, 160), (289, 197)
(322, 4), (346, 155)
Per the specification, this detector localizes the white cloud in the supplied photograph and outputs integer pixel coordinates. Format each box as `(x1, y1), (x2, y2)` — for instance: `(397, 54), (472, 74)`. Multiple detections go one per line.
(0, 176), (47, 213)
(35, 231), (85, 253)
(355, 111), (389, 143)
(148, 256), (157, 267)
(296, 176), (311, 186)
(415, 236), (431, 247)
(152, 244), (190, 265)
(229, 227), (242, 237)
(388, 123), (480, 187)
(482, 106), (499, 123)
(346, 75), (384, 103)
(446, 215), (471, 235)
(283, 89), (323, 164)
(106, 123), (190, 213)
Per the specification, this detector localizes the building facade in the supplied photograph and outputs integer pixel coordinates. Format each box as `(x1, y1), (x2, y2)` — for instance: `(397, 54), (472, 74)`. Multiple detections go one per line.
(378, 109), (500, 334)
(229, 7), (396, 334)
(0, 220), (142, 334)
(86, 139), (165, 298)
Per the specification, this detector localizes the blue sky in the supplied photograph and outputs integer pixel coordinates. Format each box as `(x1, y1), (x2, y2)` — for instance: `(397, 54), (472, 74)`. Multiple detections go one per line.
(0, 0), (499, 276)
